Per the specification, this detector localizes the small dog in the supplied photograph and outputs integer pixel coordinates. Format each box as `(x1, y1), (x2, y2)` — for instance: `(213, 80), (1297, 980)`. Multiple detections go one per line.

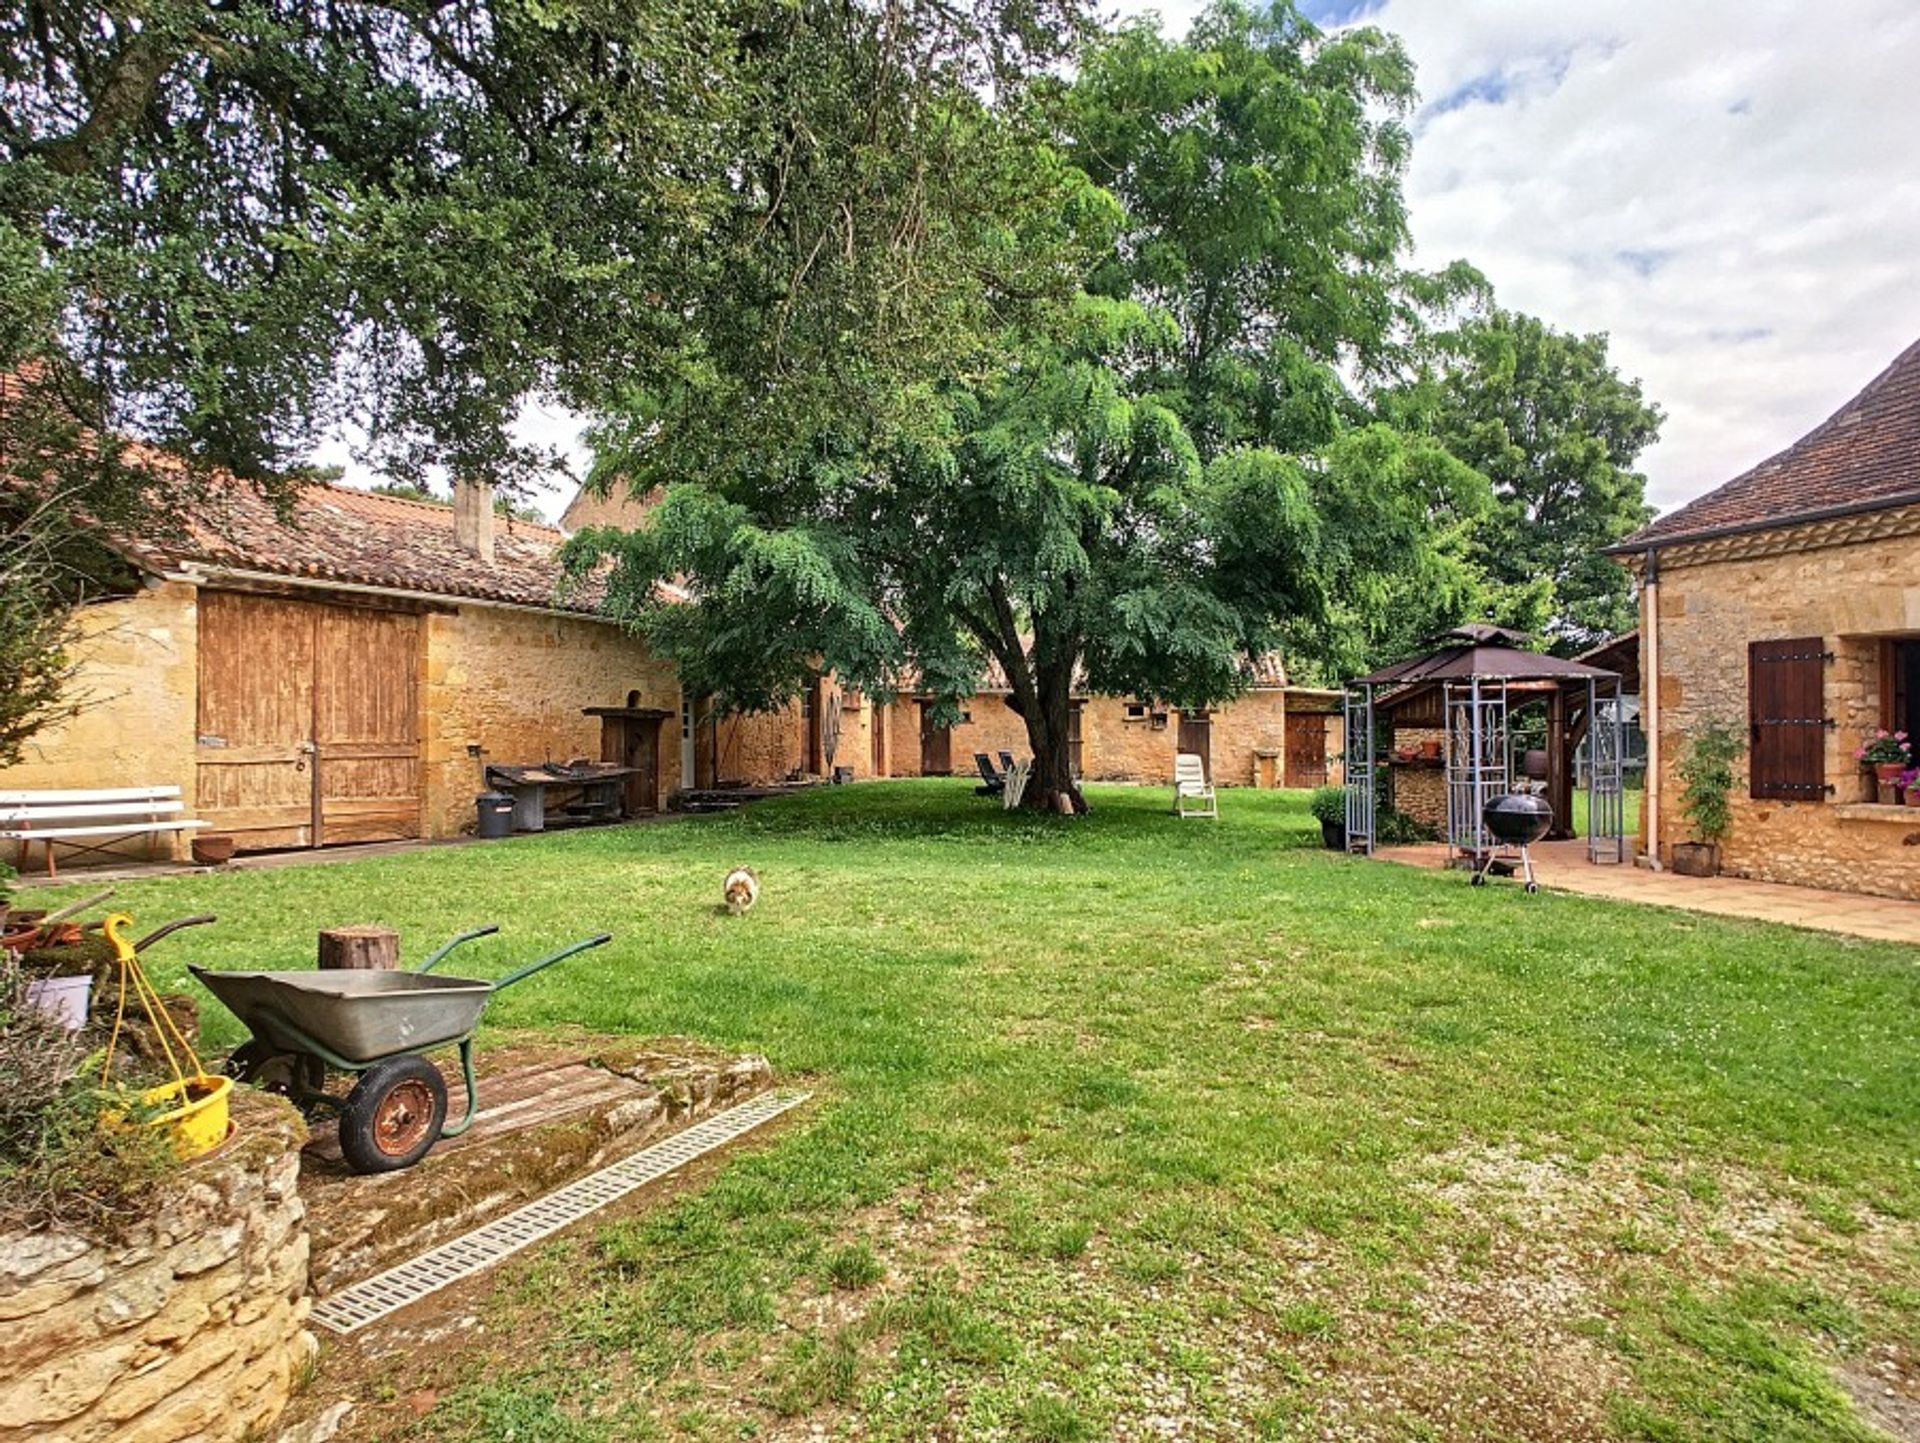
(723, 866), (761, 915)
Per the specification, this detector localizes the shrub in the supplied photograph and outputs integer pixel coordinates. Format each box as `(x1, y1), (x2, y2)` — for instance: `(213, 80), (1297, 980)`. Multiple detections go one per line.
(1374, 806), (1434, 845)
(1677, 721), (1744, 845)
(0, 954), (174, 1232)
(1308, 785), (1347, 824)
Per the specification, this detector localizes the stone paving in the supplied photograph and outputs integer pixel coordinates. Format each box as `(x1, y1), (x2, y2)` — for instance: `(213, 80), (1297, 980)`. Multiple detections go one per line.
(1374, 838), (1920, 946)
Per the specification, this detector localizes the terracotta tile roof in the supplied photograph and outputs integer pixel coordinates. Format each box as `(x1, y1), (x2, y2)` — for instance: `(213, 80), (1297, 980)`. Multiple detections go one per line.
(117, 470), (686, 614)
(1620, 336), (1920, 549)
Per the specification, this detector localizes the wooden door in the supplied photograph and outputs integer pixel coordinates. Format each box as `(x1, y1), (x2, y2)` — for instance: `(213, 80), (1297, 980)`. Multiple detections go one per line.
(871, 706), (886, 776)
(1177, 709), (1212, 780)
(1285, 712), (1326, 788)
(197, 592), (421, 852)
(196, 593), (319, 850)
(919, 703), (952, 775)
(314, 606), (422, 845)
(597, 717), (661, 815)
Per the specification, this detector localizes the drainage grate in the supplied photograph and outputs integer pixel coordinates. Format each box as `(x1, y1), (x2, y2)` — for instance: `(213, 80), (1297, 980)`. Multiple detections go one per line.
(311, 1088), (811, 1335)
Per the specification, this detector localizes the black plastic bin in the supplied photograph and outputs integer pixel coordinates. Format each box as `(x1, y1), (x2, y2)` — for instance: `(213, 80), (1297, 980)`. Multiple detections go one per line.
(475, 791), (516, 839)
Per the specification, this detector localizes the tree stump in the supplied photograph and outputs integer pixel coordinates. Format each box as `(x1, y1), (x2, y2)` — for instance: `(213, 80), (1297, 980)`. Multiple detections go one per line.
(318, 925), (400, 971)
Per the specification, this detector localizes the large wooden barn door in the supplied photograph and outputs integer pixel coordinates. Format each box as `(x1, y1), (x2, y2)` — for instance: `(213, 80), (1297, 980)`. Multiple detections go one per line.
(314, 606), (422, 845)
(196, 593), (319, 850)
(1285, 712), (1326, 787)
(197, 593), (421, 852)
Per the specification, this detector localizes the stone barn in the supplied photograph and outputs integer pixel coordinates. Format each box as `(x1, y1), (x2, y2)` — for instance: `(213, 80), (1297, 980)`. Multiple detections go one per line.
(3, 476), (685, 864)
(1612, 335), (1920, 900)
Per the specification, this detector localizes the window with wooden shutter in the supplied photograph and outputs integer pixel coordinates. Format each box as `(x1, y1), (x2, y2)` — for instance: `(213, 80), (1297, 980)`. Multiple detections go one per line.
(1748, 638), (1830, 800)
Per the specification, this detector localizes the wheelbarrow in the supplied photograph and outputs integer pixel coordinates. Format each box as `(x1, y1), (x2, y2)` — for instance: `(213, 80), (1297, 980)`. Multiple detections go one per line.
(190, 926), (612, 1174)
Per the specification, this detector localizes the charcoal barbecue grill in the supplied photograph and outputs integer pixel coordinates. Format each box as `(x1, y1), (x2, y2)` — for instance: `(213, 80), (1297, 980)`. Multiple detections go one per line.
(1470, 793), (1554, 894)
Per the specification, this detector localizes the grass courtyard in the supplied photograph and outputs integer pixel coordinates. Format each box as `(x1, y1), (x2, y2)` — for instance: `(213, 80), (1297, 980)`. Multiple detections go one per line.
(61, 782), (1920, 1441)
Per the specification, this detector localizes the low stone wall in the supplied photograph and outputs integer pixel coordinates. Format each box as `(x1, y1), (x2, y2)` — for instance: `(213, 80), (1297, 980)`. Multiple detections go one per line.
(0, 1092), (314, 1443)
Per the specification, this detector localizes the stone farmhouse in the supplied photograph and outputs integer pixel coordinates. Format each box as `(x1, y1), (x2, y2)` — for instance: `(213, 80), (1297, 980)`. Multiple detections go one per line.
(6, 470), (1341, 869)
(1612, 335), (1920, 901)
(564, 489), (1347, 794)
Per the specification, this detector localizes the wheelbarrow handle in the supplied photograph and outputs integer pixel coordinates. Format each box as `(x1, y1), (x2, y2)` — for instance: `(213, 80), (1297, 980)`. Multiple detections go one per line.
(491, 932), (613, 991)
(132, 914), (217, 953)
(416, 924), (502, 974)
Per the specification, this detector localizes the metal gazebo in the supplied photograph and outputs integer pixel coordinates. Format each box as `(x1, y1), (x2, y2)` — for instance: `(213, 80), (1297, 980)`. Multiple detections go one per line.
(1343, 625), (1628, 866)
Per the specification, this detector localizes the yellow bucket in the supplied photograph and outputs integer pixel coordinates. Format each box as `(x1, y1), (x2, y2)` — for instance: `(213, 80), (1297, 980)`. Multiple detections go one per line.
(139, 1074), (234, 1159)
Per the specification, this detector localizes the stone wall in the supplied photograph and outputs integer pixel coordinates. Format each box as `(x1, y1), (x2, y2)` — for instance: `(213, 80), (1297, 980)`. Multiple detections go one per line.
(0, 1092), (313, 1443)
(874, 689), (1313, 786)
(1645, 530), (1920, 900)
(0, 581), (200, 865)
(423, 605), (681, 836)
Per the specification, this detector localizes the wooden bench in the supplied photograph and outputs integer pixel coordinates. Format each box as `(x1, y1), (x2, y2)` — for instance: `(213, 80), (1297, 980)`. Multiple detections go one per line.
(0, 787), (209, 878)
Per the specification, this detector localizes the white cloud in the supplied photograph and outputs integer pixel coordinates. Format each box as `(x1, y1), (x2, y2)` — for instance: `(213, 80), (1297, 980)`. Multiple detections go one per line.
(1115, 0), (1920, 515)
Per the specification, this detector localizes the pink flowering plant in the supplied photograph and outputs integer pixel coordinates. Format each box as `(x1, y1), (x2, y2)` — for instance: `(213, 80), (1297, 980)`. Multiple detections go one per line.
(1856, 729), (1912, 766)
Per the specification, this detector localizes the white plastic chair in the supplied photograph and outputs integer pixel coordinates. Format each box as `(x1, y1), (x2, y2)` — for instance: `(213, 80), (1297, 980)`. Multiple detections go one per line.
(1174, 753), (1217, 819)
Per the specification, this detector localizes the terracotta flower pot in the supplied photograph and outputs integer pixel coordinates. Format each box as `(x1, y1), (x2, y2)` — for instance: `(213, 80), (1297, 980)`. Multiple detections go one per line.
(1874, 762), (1908, 783)
(191, 834), (236, 865)
(1907, 788), (1920, 808)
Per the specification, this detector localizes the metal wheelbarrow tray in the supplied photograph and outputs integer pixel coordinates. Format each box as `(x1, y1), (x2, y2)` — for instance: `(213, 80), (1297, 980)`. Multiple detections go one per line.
(193, 968), (495, 1066)
(190, 926), (611, 1175)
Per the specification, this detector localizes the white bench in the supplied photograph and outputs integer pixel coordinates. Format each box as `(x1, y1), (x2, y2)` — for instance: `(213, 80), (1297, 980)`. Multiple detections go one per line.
(0, 787), (209, 878)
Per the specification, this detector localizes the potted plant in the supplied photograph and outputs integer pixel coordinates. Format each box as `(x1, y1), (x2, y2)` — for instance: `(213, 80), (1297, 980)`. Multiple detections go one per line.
(1904, 767), (1920, 807)
(1309, 785), (1348, 850)
(1857, 729), (1912, 802)
(1672, 721), (1743, 876)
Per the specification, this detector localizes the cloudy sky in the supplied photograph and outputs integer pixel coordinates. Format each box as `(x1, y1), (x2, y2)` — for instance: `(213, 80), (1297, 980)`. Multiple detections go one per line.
(331, 1), (1920, 524)
(1119, 0), (1920, 516)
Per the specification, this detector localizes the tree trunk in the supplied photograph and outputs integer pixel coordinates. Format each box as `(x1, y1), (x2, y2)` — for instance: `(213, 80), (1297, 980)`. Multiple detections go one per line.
(318, 925), (400, 971)
(1019, 660), (1087, 814)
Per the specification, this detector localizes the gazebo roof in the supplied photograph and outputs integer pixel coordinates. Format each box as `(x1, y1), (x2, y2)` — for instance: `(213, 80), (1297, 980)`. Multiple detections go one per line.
(1349, 626), (1619, 688)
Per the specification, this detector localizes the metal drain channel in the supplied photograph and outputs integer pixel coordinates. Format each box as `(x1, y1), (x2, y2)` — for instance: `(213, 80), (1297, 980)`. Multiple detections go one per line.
(311, 1088), (811, 1334)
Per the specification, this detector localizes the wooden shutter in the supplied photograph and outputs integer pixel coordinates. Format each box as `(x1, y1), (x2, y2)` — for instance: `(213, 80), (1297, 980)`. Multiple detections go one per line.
(1748, 638), (1829, 800)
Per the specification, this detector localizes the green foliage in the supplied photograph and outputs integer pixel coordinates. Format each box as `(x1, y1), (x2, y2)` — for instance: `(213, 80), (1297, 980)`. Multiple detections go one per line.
(1379, 308), (1663, 651)
(2, 0), (1080, 502)
(0, 955), (174, 1232)
(1372, 805), (1433, 845)
(1677, 721), (1745, 845)
(578, 3), (1492, 809)
(1308, 785), (1347, 825)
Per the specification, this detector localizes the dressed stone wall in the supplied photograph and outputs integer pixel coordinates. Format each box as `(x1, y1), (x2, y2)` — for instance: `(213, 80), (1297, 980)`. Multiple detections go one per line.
(0, 581), (200, 866)
(424, 605), (681, 835)
(0, 1093), (313, 1443)
(1646, 531), (1920, 900)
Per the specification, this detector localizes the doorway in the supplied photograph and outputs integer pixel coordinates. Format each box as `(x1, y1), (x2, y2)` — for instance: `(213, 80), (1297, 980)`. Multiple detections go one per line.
(919, 702), (952, 775)
(1176, 709), (1212, 780)
(1284, 711), (1327, 787)
(195, 591), (423, 851)
(680, 698), (695, 790)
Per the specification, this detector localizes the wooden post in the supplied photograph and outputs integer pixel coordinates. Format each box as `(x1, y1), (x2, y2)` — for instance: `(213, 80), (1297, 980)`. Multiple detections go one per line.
(318, 925), (400, 971)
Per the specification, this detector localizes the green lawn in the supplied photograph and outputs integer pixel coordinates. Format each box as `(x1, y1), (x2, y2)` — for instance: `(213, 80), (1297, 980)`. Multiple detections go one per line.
(53, 783), (1920, 1441)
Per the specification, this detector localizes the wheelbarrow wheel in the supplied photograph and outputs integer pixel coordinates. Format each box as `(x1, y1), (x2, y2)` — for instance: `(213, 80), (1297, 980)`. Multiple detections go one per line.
(338, 1056), (448, 1174)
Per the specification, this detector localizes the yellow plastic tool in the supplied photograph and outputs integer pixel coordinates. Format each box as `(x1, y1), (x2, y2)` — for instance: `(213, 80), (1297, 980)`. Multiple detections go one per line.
(101, 914), (232, 1159)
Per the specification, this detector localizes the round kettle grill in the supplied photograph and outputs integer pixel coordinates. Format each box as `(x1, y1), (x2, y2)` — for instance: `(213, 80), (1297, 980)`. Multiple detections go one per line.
(1471, 793), (1554, 894)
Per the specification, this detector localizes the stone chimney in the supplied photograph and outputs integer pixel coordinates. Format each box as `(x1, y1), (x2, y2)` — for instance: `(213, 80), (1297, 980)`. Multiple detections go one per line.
(453, 478), (495, 562)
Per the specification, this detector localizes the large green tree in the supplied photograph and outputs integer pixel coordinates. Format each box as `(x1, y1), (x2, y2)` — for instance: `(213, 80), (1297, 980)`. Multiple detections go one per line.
(1381, 310), (1662, 650)
(1, 0), (1081, 504)
(572, 3), (1490, 811)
